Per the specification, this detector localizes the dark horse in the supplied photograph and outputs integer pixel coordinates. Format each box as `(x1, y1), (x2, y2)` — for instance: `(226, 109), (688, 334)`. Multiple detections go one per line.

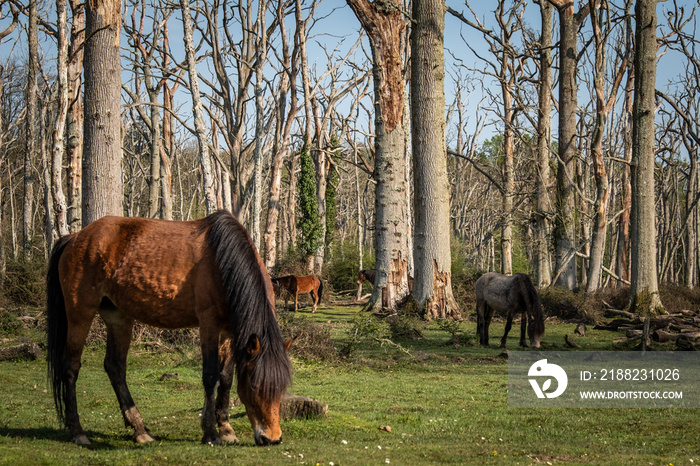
(46, 211), (292, 446)
(356, 269), (414, 292)
(475, 272), (545, 348)
(270, 275), (323, 313)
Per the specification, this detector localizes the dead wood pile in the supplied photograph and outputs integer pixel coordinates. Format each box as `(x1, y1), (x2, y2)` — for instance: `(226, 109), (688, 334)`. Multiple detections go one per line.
(594, 308), (700, 350)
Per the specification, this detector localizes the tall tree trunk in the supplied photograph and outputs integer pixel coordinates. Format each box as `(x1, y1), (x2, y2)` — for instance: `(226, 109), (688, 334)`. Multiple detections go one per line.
(67, 0), (84, 232)
(501, 79), (515, 276)
(23, 0), (39, 259)
(585, 0), (609, 292)
(52, 0), (70, 237)
(411, 0), (460, 319)
(629, 0), (663, 315)
(180, 0), (217, 214)
(83, 0), (123, 225)
(348, 0), (410, 311)
(548, 0), (588, 290)
(534, 0), (553, 287)
(617, 7), (634, 287)
(264, 0), (298, 270)
(251, 0), (268, 249)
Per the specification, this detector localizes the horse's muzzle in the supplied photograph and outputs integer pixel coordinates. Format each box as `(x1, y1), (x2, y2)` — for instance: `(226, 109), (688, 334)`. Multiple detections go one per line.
(255, 432), (282, 446)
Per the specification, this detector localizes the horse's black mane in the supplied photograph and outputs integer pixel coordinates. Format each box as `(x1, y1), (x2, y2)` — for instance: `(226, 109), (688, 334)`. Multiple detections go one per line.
(203, 210), (292, 400)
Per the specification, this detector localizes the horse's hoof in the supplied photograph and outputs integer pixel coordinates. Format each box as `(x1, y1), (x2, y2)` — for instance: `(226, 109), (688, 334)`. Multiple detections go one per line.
(220, 432), (239, 443)
(202, 435), (222, 446)
(134, 432), (155, 443)
(71, 434), (91, 446)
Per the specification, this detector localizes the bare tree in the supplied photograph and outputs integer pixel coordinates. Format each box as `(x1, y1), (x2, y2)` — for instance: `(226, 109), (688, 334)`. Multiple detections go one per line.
(629, 0), (663, 314)
(585, 0), (628, 292)
(347, 0), (411, 311)
(546, 0), (590, 290)
(23, 0), (38, 258)
(66, 0), (84, 232)
(51, 0), (70, 237)
(180, 0), (216, 214)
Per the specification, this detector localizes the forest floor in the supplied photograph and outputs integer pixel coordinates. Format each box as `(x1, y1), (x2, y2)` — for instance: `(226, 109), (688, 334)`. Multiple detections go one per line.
(0, 291), (698, 465)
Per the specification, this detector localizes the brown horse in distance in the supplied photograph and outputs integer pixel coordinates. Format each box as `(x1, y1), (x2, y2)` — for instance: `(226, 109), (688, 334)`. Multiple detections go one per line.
(270, 275), (323, 313)
(46, 211), (292, 446)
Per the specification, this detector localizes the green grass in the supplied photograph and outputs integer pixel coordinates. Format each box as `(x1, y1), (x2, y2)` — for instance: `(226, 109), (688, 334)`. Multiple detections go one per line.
(0, 304), (697, 465)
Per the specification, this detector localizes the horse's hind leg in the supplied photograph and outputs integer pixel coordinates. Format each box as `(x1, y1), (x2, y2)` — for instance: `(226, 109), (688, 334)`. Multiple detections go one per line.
(311, 291), (318, 313)
(215, 337), (239, 443)
(102, 314), (154, 443)
(501, 312), (514, 348)
(62, 314), (97, 445)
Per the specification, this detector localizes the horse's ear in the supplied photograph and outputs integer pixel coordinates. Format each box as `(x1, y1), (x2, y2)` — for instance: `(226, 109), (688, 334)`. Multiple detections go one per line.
(284, 337), (295, 352)
(246, 334), (261, 358)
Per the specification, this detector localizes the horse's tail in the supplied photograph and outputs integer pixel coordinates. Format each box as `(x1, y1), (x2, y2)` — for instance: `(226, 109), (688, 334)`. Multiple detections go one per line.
(46, 234), (74, 424)
(521, 273), (545, 336)
(317, 279), (324, 303)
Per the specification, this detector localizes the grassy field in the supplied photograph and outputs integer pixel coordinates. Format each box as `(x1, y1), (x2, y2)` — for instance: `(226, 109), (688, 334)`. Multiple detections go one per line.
(0, 303), (697, 465)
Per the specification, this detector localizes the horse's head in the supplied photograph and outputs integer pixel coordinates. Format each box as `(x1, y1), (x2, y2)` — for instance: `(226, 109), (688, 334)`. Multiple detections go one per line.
(237, 335), (292, 446)
(270, 277), (280, 294)
(528, 315), (544, 349)
(356, 270), (366, 285)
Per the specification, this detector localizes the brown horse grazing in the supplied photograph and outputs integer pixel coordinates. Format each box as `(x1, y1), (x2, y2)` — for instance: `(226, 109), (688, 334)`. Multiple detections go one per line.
(356, 269), (414, 292)
(475, 272), (545, 349)
(46, 211), (292, 446)
(270, 275), (323, 313)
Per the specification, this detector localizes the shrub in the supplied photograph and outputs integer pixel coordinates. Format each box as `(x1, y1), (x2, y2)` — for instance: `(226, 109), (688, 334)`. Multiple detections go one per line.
(0, 309), (23, 336)
(277, 312), (338, 362)
(2, 260), (46, 307)
(340, 314), (390, 358)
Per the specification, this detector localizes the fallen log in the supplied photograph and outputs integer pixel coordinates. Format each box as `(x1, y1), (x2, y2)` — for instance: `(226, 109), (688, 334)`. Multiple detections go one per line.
(652, 330), (681, 343)
(0, 342), (42, 361)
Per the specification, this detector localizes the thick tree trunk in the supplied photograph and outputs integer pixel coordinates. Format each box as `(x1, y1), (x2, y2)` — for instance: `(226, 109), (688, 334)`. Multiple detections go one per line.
(629, 0), (663, 315)
(348, 0), (410, 311)
(550, 1), (578, 290)
(411, 0), (460, 319)
(83, 0), (123, 225)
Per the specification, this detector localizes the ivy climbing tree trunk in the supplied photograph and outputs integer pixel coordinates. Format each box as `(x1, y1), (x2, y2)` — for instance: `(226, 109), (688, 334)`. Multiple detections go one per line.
(347, 0), (410, 312)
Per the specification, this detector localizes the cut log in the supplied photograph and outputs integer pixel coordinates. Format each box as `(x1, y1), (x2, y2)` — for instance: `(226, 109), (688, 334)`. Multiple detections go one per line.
(280, 394), (328, 420)
(0, 342), (42, 361)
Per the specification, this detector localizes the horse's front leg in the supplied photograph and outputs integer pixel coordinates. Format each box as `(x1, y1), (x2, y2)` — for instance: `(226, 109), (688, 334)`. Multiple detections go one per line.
(103, 315), (154, 443)
(215, 337), (239, 443)
(519, 313), (528, 347)
(200, 326), (222, 445)
(476, 300), (485, 346)
(501, 312), (514, 348)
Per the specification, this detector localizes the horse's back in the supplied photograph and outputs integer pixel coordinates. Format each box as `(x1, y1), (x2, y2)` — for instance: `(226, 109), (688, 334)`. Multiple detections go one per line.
(475, 272), (514, 312)
(59, 216), (220, 329)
